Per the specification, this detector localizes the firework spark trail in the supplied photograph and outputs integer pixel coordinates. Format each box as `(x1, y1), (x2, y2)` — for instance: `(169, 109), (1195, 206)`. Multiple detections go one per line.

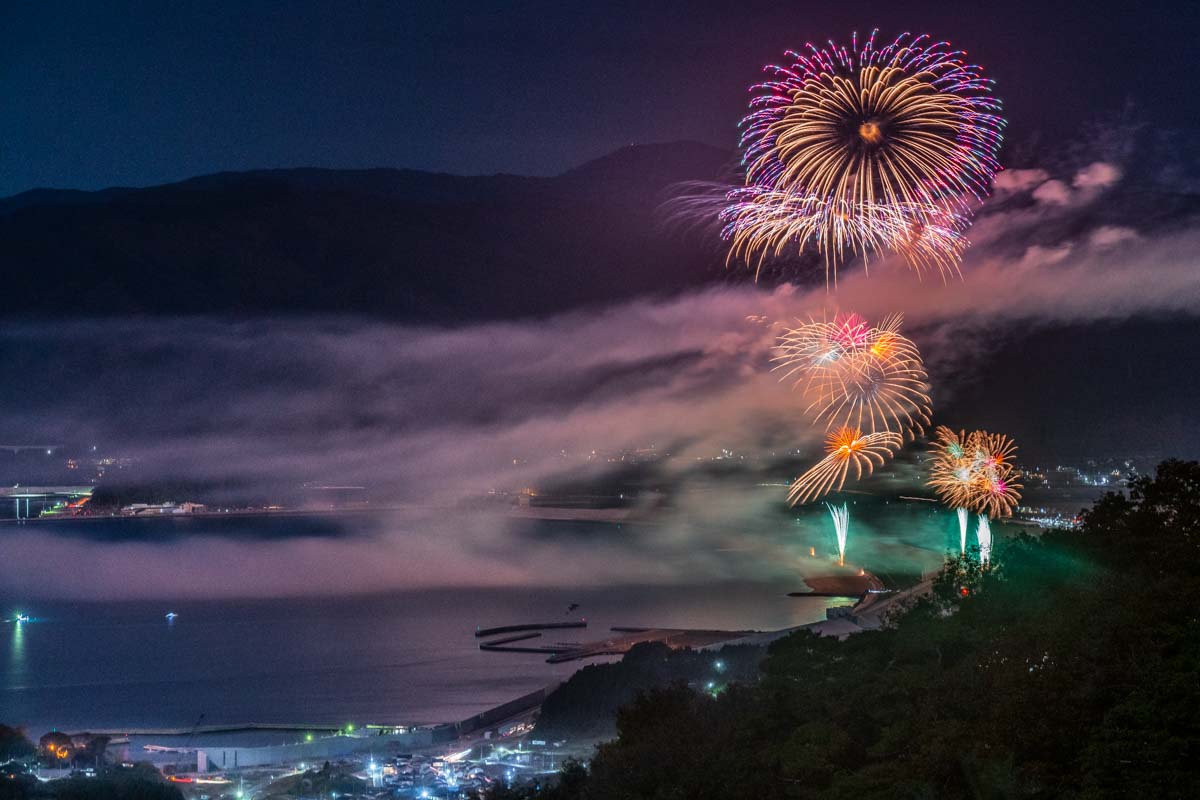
(976, 514), (992, 564)
(774, 313), (931, 438)
(957, 506), (969, 555)
(730, 29), (1004, 281)
(787, 426), (902, 505)
(827, 502), (850, 566)
(656, 180), (735, 242)
(721, 190), (971, 280)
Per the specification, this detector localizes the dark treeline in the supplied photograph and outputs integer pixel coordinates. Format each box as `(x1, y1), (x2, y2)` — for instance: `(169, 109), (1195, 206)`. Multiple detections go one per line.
(0, 758), (181, 800)
(496, 459), (1200, 799)
(535, 642), (765, 740)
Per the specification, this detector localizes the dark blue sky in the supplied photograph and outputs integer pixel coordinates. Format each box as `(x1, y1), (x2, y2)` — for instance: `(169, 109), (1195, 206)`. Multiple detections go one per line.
(1, 0), (1195, 197)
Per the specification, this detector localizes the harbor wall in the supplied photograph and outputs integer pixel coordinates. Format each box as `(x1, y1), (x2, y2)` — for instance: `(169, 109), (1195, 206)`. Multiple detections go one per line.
(184, 685), (556, 770)
(198, 730), (434, 771)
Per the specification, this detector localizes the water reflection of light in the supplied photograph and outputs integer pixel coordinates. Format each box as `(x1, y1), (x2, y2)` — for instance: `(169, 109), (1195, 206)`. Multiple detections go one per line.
(8, 618), (27, 685)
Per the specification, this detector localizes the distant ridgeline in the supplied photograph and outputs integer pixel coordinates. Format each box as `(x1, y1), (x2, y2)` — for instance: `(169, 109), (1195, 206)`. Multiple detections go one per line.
(0, 143), (733, 320)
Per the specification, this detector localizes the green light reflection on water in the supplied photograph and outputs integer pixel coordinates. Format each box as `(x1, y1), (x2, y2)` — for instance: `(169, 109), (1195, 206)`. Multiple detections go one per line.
(8, 617), (27, 685)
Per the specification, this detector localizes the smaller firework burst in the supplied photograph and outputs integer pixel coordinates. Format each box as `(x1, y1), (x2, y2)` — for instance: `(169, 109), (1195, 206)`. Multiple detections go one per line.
(927, 426), (975, 508)
(927, 426), (1023, 519)
(788, 426), (902, 506)
(774, 313), (931, 439)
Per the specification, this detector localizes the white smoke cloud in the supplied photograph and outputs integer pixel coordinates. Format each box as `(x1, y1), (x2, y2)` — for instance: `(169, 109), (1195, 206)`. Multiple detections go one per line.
(993, 168), (1050, 194)
(1089, 226), (1139, 248)
(1032, 179), (1073, 205)
(1073, 161), (1122, 190)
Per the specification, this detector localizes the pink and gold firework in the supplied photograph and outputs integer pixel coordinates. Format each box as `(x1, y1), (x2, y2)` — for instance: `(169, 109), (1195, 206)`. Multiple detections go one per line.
(965, 431), (1022, 518)
(774, 313), (931, 438)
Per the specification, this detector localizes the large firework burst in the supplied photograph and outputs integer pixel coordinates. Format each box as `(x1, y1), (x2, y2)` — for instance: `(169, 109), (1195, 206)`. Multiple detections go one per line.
(787, 425), (902, 506)
(774, 312), (931, 438)
(926, 426), (1022, 518)
(731, 30), (1004, 280)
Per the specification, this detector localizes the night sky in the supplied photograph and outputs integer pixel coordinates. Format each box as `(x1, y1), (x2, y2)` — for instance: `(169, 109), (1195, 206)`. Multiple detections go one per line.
(2, 0), (1196, 196)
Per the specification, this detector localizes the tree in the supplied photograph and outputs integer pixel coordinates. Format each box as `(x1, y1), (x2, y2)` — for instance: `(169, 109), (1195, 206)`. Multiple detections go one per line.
(528, 460), (1200, 799)
(0, 727), (35, 765)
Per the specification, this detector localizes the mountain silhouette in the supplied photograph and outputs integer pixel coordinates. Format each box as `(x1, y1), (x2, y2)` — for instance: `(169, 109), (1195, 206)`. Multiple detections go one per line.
(0, 141), (736, 319)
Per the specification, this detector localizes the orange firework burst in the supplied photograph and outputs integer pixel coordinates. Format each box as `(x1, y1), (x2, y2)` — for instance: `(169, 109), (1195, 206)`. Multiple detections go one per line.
(787, 426), (902, 506)
(926, 427), (1023, 518)
(774, 313), (931, 438)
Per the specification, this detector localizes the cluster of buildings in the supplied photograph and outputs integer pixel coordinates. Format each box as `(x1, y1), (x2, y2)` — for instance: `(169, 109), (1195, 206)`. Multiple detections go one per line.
(167, 732), (570, 799)
(346, 740), (567, 798)
(5, 724), (576, 799)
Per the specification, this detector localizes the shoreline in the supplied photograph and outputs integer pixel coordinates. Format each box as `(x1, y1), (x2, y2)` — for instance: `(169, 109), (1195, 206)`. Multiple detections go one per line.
(35, 589), (919, 749)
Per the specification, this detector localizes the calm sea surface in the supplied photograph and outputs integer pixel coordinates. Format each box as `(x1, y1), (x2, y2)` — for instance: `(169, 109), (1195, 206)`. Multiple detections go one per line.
(0, 498), (1019, 738)
(1, 581), (844, 737)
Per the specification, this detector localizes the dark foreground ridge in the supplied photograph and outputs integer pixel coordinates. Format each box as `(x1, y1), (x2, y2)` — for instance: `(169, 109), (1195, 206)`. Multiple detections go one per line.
(494, 459), (1200, 799)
